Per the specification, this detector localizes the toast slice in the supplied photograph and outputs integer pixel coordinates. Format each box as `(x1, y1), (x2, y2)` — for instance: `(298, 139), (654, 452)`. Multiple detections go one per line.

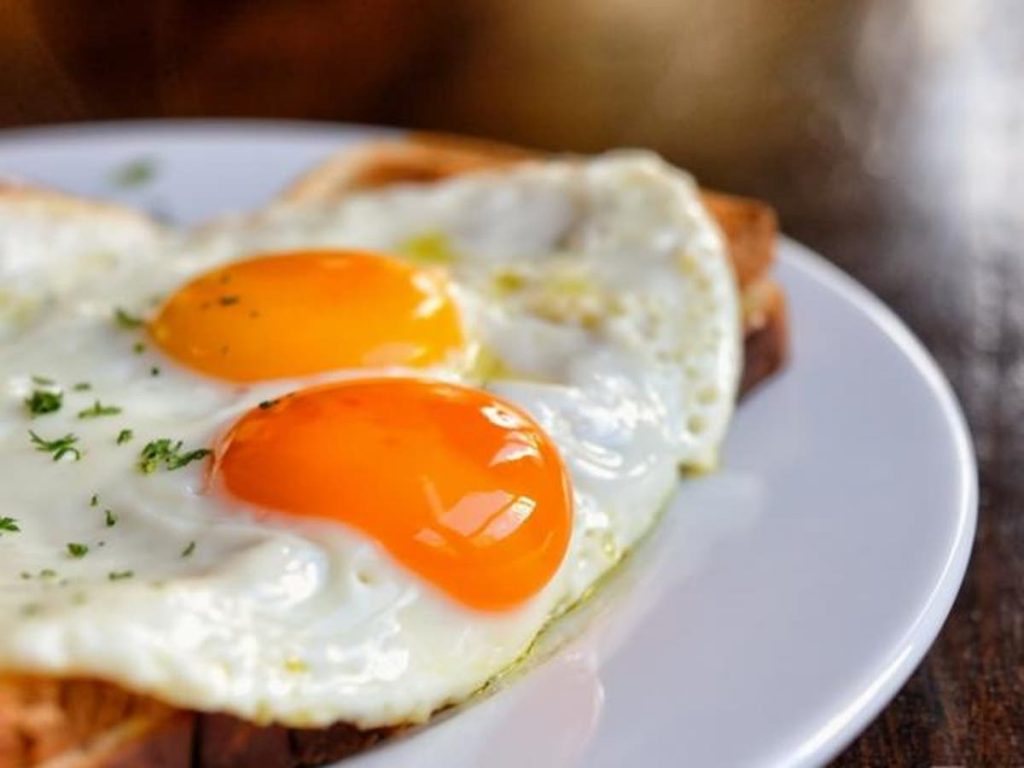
(0, 674), (393, 768)
(0, 138), (788, 768)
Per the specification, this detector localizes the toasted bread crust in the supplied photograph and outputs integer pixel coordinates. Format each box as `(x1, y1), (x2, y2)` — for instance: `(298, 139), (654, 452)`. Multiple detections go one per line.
(698, 190), (778, 291)
(1, 135), (788, 768)
(740, 280), (788, 395)
(282, 134), (530, 203)
(0, 676), (183, 768)
(0, 675), (400, 768)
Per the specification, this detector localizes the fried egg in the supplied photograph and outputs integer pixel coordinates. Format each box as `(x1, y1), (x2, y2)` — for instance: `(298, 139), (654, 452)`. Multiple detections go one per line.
(0, 153), (740, 727)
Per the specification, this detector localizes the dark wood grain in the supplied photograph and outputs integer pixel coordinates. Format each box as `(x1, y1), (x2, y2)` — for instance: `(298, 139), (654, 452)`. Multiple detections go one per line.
(0, 0), (1020, 764)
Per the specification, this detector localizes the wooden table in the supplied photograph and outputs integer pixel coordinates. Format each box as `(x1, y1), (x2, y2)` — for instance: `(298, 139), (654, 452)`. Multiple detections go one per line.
(0, 0), (1019, 763)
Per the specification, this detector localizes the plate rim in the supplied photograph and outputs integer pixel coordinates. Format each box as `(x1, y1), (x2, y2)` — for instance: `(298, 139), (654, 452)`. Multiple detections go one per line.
(775, 238), (977, 766)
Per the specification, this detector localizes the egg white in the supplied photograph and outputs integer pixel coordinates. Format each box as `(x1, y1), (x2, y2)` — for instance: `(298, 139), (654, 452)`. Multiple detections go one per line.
(0, 153), (740, 727)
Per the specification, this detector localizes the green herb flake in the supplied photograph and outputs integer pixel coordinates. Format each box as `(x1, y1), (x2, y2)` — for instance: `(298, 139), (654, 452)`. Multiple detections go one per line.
(400, 232), (458, 265)
(20, 603), (42, 617)
(72, 382), (92, 391)
(78, 400), (122, 419)
(111, 158), (156, 189)
(114, 307), (144, 329)
(66, 542), (89, 559)
(108, 570), (134, 581)
(116, 428), (134, 445)
(104, 509), (118, 527)
(133, 342), (146, 355)
(20, 571), (31, 580)
(31, 375), (55, 386)
(0, 516), (20, 535)
(39, 568), (57, 580)
(493, 270), (527, 294)
(150, 367), (161, 377)
(181, 540), (196, 558)
(28, 430), (82, 462)
(90, 493), (99, 507)
(25, 388), (63, 417)
(218, 295), (240, 306)
(138, 439), (211, 474)
(258, 399), (278, 410)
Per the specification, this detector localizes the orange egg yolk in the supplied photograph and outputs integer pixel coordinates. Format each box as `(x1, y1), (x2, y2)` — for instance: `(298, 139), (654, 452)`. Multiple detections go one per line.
(149, 250), (464, 382)
(212, 379), (573, 610)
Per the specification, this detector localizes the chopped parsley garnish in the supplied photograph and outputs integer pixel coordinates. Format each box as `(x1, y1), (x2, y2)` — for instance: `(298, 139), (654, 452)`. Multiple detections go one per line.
(218, 295), (240, 306)
(150, 366), (161, 377)
(0, 517), (20, 535)
(66, 542), (89, 559)
(20, 571), (31, 580)
(25, 388), (63, 417)
(29, 430), (81, 462)
(133, 342), (146, 354)
(493, 270), (527, 293)
(104, 509), (118, 527)
(108, 570), (134, 581)
(401, 232), (458, 265)
(90, 493), (99, 507)
(181, 540), (196, 558)
(114, 307), (144, 328)
(20, 603), (42, 617)
(78, 400), (122, 419)
(138, 439), (211, 473)
(111, 158), (156, 188)
(258, 399), (278, 410)
(39, 568), (57, 580)
(116, 428), (134, 445)
(72, 382), (92, 391)
(31, 374), (55, 386)
(283, 658), (309, 674)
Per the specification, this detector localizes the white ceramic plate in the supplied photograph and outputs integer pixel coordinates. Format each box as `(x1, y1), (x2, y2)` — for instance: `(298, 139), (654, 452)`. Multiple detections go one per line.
(0, 121), (977, 768)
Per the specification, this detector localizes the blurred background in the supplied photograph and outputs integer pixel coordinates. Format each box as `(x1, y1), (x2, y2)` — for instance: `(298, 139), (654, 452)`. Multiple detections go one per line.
(0, 0), (1020, 765)
(0, 0), (983, 206)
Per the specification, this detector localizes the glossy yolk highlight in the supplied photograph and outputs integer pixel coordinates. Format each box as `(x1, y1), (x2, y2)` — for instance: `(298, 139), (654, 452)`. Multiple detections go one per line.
(212, 379), (573, 610)
(149, 250), (463, 382)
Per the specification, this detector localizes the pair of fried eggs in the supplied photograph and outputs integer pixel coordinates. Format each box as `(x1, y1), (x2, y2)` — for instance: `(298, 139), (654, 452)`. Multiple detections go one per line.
(0, 153), (740, 728)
